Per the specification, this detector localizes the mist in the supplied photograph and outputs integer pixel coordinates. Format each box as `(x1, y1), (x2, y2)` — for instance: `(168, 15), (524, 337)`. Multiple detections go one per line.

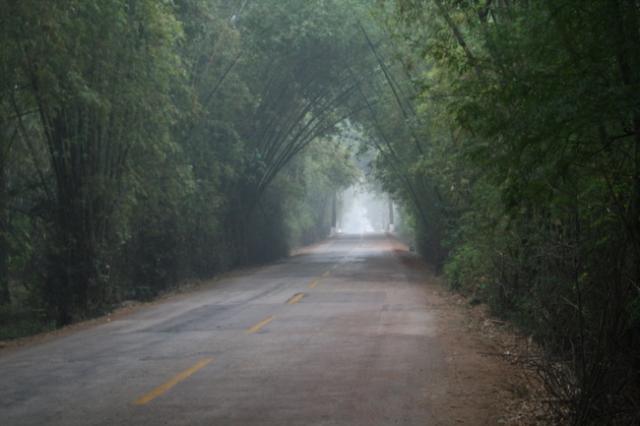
(337, 185), (393, 235)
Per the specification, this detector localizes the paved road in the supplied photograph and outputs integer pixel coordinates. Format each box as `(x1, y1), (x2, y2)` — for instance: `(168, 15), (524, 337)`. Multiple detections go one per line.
(1, 234), (446, 425)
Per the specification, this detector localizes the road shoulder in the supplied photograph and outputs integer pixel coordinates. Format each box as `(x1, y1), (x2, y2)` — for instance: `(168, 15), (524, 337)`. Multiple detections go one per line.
(392, 246), (549, 426)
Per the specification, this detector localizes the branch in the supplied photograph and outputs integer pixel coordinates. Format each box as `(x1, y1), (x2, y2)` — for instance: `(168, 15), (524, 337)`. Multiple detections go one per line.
(434, 0), (482, 78)
(358, 22), (425, 155)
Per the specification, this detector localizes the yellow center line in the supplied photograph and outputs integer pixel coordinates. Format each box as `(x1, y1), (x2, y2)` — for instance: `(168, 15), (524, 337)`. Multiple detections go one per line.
(308, 280), (319, 289)
(133, 357), (214, 406)
(286, 292), (305, 305)
(322, 270), (331, 277)
(247, 315), (275, 334)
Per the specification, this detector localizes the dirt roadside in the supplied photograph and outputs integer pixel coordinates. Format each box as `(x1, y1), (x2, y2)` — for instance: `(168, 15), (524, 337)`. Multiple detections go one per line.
(392, 247), (551, 426)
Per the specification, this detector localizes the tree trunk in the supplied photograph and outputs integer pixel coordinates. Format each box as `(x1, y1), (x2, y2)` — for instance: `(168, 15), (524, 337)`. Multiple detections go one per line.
(0, 154), (10, 305)
(613, 0), (640, 286)
(388, 196), (394, 232)
(331, 192), (337, 232)
(47, 203), (98, 325)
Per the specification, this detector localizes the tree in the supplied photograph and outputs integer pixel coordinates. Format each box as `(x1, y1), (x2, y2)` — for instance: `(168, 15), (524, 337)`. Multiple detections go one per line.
(0, 0), (376, 340)
(5, 0), (182, 323)
(378, 0), (640, 423)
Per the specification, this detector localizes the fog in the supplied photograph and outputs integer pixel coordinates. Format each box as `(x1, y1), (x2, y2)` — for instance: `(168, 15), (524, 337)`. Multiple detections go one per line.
(338, 185), (392, 235)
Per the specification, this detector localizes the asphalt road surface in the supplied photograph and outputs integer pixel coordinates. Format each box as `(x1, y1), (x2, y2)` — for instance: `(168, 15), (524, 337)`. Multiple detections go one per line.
(1, 234), (448, 425)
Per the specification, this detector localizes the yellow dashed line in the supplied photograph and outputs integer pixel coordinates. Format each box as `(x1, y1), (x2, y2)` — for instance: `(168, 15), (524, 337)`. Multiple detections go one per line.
(134, 357), (214, 406)
(135, 260), (346, 407)
(247, 316), (275, 334)
(286, 293), (305, 305)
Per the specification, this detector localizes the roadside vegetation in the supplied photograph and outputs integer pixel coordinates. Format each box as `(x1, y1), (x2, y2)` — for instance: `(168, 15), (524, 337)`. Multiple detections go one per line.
(370, 1), (640, 424)
(0, 0), (363, 336)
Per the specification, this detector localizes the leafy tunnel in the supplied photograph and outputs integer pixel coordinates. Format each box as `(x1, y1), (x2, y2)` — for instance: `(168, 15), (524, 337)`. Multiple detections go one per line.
(2, 1), (640, 423)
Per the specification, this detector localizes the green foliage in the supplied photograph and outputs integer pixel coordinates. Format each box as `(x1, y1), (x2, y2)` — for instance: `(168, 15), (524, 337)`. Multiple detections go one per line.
(5, 0), (184, 323)
(374, 0), (640, 423)
(0, 304), (55, 341)
(282, 137), (359, 246)
(0, 0), (372, 336)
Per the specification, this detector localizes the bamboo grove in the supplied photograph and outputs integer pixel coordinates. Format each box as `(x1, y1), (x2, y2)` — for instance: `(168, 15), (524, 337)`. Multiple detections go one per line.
(0, 1), (366, 329)
(374, 1), (640, 424)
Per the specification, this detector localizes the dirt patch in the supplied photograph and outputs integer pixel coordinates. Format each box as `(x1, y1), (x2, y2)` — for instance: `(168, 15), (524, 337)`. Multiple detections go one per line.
(427, 284), (550, 425)
(290, 238), (335, 256)
(391, 244), (550, 425)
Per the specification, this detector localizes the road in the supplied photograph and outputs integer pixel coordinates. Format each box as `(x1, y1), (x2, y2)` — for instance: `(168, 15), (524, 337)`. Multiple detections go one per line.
(1, 234), (450, 425)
